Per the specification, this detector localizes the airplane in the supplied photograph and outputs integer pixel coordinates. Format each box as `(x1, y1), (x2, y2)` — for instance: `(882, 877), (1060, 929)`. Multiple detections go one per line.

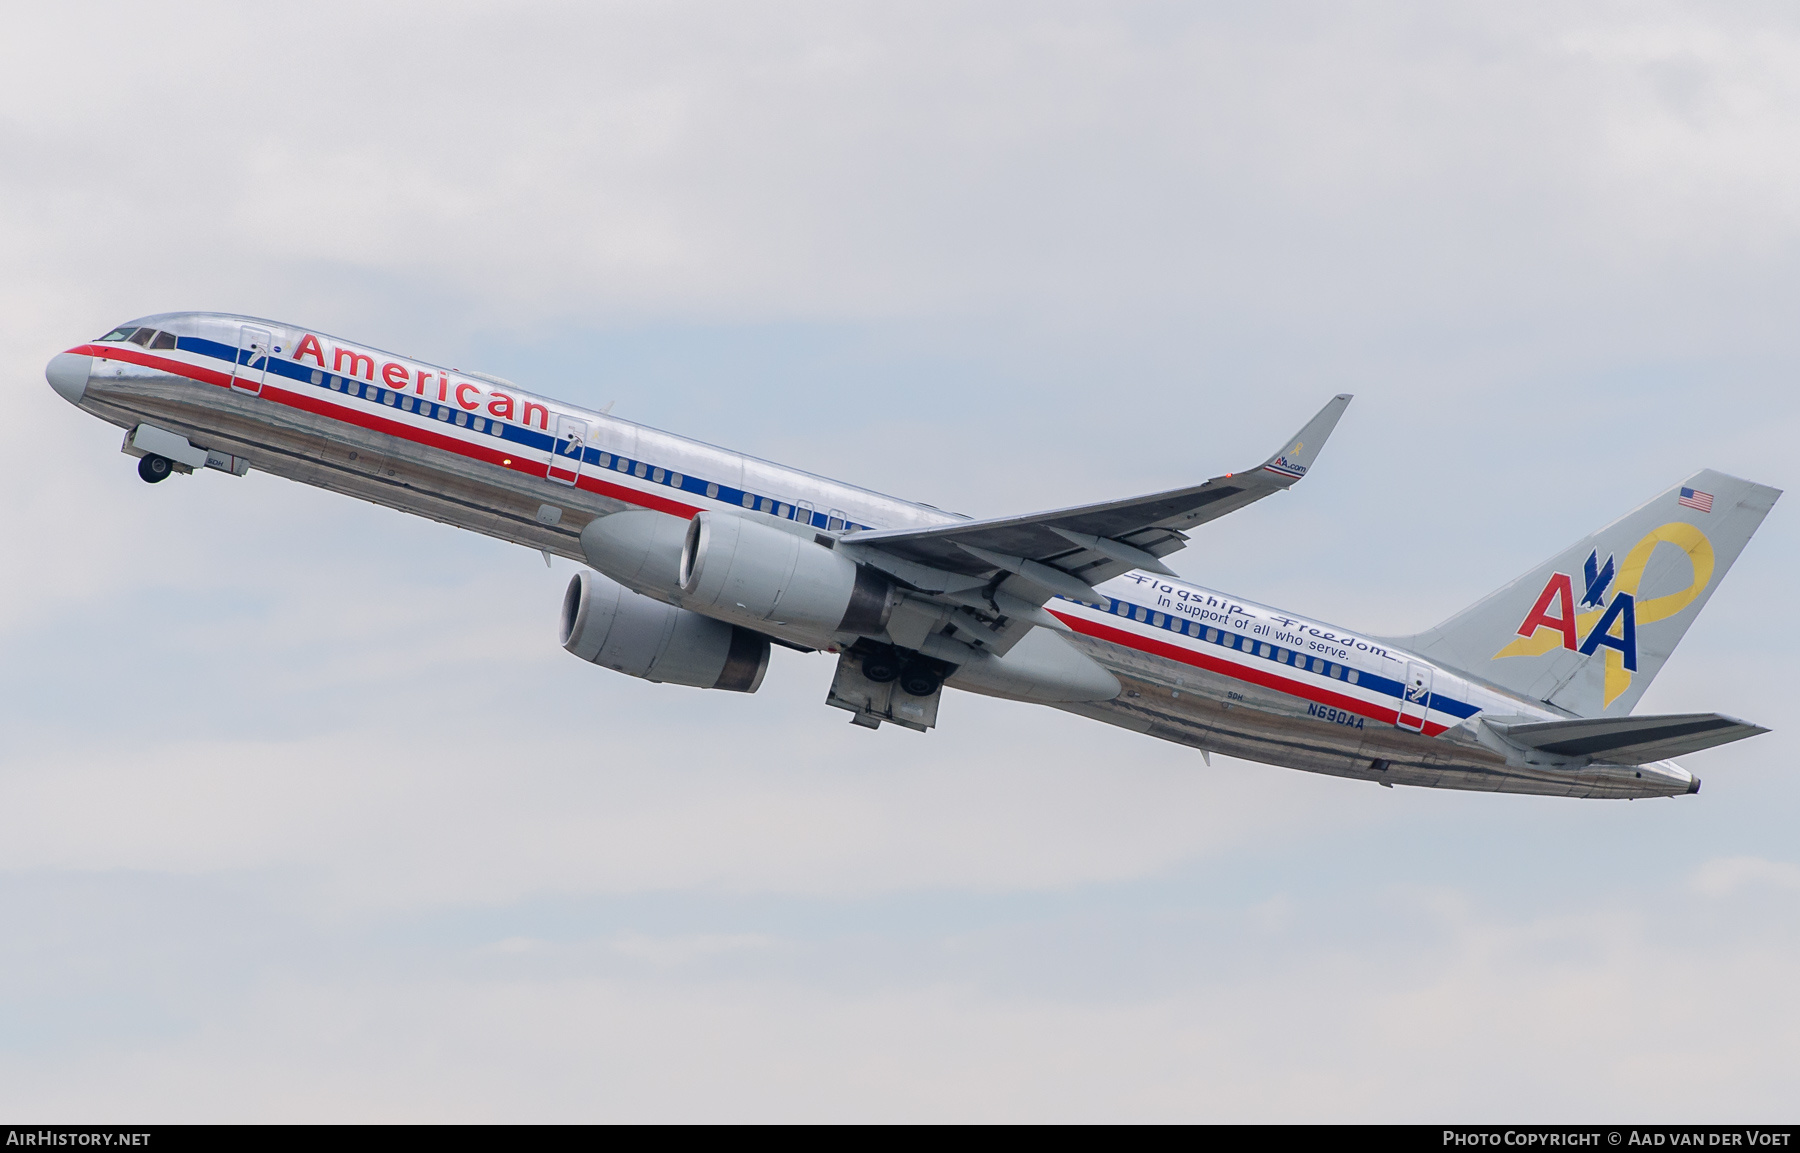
(44, 312), (1780, 800)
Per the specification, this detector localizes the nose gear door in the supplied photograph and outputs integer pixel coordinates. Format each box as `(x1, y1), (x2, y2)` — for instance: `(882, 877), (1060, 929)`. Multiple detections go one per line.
(548, 415), (588, 485)
(232, 326), (274, 395)
(1396, 661), (1433, 732)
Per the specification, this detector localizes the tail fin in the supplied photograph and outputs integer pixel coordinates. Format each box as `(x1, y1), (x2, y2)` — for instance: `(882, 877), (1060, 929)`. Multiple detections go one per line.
(1395, 469), (1779, 717)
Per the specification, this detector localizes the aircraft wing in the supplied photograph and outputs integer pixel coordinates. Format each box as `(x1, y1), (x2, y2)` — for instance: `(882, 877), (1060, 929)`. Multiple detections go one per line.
(1491, 712), (1769, 765)
(845, 394), (1352, 601)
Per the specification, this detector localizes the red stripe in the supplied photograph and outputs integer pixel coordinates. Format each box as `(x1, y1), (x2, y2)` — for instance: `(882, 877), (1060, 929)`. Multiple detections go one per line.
(72, 344), (703, 520)
(73, 343), (235, 388)
(1049, 609), (1448, 737)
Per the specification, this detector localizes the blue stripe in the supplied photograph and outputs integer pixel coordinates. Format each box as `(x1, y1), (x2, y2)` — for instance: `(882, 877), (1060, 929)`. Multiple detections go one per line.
(164, 338), (875, 532)
(1087, 597), (1480, 720)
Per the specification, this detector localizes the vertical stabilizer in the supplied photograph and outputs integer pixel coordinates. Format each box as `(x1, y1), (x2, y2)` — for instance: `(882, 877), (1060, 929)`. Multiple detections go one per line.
(1392, 470), (1778, 717)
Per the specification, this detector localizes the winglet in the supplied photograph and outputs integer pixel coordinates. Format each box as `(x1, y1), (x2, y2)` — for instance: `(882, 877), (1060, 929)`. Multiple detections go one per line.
(1257, 394), (1351, 485)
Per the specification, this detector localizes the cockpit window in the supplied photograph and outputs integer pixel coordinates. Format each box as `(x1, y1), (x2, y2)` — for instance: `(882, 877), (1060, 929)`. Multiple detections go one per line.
(99, 326), (138, 342)
(149, 330), (177, 350)
(127, 328), (155, 346)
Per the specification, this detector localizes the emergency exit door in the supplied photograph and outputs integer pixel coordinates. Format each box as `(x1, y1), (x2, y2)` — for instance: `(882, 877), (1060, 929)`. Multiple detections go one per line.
(548, 415), (589, 485)
(1395, 661), (1433, 732)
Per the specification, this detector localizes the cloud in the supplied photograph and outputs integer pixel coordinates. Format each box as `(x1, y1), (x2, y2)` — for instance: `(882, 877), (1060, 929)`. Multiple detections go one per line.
(1689, 856), (1800, 897)
(2, 875), (1796, 1121)
(3, 0), (1798, 1120)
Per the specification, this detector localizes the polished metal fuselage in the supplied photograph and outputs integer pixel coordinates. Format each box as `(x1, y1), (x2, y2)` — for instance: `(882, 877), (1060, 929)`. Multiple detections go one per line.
(58, 312), (1698, 800)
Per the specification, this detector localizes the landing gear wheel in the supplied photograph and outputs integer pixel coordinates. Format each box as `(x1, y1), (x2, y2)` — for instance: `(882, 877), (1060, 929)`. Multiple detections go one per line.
(138, 454), (172, 483)
(861, 648), (901, 684)
(899, 665), (942, 697)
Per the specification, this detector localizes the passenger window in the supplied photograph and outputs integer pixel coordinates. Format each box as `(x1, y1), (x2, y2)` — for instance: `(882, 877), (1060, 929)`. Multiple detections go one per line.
(127, 328), (155, 346)
(310, 370), (323, 385)
(1153, 613), (1164, 627)
(671, 472), (684, 488)
(329, 377), (342, 390)
(1205, 629), (1217, 643)
(473, 417), (486, 431)
(759, 497), (773, 513)
(652, 467), (665, 483)
(383, 392), (396, 406)
(455, 411), (468, 427)
(742, 493), (755, 508)
(1347, 670), (1359, 685)
(1329, 664), (1341, 679)
(634, 463), (648, 478)
(150, 330), (177, 350)
(598, 453), (610, 467)
(402, 397), (415, 411)
(706, 482), (719, 499)
(616, 457), (629, 472)
(439, 407), (451, 420)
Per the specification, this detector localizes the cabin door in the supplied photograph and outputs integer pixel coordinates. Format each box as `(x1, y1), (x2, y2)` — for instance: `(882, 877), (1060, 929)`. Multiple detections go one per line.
(232, 325), (274, 395)
(548, 415), (589, 485)
(1395, 661), (1433, 732)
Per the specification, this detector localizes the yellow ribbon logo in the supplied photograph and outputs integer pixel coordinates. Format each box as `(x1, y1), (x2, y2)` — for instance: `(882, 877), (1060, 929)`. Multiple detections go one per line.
(1493, 523), (1714, 706)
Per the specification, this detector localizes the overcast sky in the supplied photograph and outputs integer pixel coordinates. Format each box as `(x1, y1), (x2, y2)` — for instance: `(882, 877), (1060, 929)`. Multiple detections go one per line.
(3, 1), (1797, 1121)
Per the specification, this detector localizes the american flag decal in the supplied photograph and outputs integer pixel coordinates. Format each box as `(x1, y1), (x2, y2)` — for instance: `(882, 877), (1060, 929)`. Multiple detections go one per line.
(1678, 487), (1714, 513)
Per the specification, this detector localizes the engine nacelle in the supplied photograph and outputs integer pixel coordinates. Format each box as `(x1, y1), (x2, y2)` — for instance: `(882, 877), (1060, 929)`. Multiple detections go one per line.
(561, 569), (769, 692)
(679, 512), (897, 638)
(580, 509), (687, 600)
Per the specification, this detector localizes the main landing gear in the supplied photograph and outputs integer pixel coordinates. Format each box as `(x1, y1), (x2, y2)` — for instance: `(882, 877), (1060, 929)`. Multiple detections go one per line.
(830, 643), (957, 732)
(137, 454), (172, 483)
(859, 643), (948, 698)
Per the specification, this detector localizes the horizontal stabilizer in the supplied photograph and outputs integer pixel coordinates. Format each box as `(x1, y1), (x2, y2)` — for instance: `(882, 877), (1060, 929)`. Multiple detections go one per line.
(1487, 712), (1768, 765)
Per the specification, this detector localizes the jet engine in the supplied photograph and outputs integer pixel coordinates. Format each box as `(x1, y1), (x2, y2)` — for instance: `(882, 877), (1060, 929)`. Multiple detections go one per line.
(679, 511), (898, 638)
(561, 568), (769, 692)
(580, 509), (687, 600)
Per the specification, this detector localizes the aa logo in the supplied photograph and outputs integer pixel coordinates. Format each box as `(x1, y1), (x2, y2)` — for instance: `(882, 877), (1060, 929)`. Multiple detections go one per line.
(1493, 523), (1715, 706)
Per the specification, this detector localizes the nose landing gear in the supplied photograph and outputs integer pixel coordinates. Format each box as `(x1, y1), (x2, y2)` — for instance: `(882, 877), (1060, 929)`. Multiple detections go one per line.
(137, 454), (173, 483)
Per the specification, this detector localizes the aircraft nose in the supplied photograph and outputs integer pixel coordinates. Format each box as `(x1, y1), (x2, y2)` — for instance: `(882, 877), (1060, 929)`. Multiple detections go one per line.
(46, 352), (92, 405)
